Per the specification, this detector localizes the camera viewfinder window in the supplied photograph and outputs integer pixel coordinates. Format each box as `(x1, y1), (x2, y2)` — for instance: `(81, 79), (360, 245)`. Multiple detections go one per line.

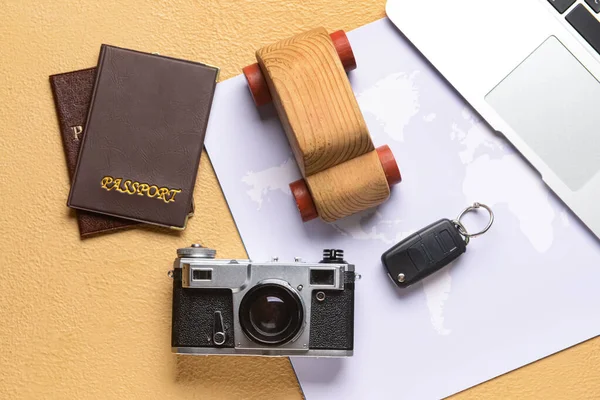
(192, 269), (212, 281)
(310, 269), (335, 285)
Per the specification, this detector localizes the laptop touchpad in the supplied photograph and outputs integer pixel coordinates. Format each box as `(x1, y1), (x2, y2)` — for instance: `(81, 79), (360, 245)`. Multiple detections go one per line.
(486, 36), (600, 191)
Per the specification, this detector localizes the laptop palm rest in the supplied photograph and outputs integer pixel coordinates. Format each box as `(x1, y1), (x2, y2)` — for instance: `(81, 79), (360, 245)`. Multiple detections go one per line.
(486, 36), (600, 191)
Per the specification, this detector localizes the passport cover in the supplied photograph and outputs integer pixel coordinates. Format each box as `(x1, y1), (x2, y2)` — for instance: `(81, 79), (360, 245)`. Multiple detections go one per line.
(50, 68), (195, 236)
(50, 68), (139, 237)
(67, 45), (218, 229)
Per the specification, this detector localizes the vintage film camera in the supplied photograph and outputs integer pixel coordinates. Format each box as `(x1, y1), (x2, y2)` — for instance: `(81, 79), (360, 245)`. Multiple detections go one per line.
(170, 244), (357, 357)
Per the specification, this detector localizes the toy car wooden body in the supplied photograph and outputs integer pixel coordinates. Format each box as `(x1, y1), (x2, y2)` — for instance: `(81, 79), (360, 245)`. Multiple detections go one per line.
(243, 28), (401, 223)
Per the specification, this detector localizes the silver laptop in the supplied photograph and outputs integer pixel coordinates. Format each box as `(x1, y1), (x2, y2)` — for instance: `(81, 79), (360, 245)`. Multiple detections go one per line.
(386, 0), (600, 239)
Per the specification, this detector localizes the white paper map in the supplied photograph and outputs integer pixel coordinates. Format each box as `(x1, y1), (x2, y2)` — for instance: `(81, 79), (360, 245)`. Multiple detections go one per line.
(206, 18), (600, 399)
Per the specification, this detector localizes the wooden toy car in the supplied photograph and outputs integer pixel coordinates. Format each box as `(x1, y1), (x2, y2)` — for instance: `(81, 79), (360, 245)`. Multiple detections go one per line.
(243, 28), (401, 223)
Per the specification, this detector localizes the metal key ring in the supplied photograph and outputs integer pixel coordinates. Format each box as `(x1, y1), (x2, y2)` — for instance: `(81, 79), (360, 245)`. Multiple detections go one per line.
(455, 202), (494, 239)
(452, 219), (471, 246)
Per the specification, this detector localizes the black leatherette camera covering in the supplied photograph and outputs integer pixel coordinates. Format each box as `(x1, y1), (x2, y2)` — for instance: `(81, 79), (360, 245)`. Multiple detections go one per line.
(309, 271), (355, 350)
(171, 269), (235, 348)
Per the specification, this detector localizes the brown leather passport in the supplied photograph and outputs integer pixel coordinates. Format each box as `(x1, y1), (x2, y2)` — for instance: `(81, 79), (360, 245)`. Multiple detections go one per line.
(50, 68), (196, 237)
(50, 68), (139, 237)
(67, 45), (218, 229)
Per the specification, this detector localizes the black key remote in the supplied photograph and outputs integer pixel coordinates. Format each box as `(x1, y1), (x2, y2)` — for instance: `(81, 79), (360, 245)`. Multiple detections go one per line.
(381, 219), (467, 288)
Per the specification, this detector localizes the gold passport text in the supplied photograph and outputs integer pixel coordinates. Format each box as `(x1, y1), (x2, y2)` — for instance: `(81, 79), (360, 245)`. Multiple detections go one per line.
(101, 176), (182, 204)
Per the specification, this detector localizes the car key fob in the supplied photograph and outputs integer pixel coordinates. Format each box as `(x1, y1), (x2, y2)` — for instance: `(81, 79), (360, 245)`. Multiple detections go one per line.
(382, 219), (466, 288)
(381, 202), (495, 288)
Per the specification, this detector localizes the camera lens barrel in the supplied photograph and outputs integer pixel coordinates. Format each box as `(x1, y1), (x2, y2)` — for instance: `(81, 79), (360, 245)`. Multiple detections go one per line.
(239, 282), (304, 346)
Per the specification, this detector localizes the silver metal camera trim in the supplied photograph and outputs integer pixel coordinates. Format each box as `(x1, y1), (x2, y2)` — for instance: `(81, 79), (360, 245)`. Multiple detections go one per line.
(173, 347), (353, 357)
(173, 248), (354, 357)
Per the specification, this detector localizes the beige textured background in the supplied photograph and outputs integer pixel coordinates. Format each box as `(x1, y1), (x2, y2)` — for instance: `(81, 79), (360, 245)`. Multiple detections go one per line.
(0, 0), (598, 398)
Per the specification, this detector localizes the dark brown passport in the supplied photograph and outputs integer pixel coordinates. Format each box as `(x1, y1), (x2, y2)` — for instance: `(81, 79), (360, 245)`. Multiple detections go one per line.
(50, 68), (195, 237)
(67, 45), (218, 229)
(50, 68), (139, 237)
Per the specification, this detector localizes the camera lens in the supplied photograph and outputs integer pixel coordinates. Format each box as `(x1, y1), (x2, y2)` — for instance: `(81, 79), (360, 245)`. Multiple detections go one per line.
(250, 294), (291, 334)
(239, 283), (304, 346)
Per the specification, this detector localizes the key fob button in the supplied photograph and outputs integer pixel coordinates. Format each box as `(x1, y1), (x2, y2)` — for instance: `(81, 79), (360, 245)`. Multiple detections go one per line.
(438, 229), (459, 252)
(422, 232), (446, 262)
(407, 245), (428, 271)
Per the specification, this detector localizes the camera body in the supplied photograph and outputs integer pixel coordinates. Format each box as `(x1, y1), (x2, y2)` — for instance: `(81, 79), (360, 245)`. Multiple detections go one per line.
(171, 245), (356, 357)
